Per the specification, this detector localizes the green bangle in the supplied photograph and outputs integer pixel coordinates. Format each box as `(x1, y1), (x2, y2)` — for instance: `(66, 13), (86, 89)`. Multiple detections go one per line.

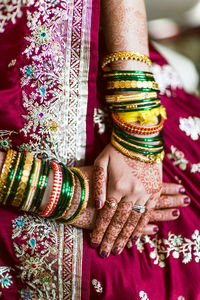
(108, 97), (160, 106)
(107, 88), (159, 93)
(106, 76), (154, 82)
(104, 70), (154, 75)
(110, 103), (161, 113)
(3, 154), (18, 202)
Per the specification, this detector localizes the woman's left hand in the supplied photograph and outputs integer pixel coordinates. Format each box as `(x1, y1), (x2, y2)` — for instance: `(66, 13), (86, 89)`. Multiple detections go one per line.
(90, 143), (162, 257)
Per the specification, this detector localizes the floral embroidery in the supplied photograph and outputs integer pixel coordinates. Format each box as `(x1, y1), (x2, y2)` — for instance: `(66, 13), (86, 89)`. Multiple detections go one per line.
(0, 0), (34, 33)
(152, 64), (182, 96)
(139, 291), (149, 300)
(12, 214), (83, 299)
(178, 297), (185, 300)
(0, 266), (13, 289)
(92, 279), (103, 293)
(136, 230), (200, 268)
(93, 108), (107, 134)
(167, 145), (200, 173)
(179, 116), (200, 141)
(0, 130), (16, 150)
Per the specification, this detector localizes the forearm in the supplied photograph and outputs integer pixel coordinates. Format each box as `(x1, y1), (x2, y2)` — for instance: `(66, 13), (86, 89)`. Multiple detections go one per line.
(101, 0), (149, 71)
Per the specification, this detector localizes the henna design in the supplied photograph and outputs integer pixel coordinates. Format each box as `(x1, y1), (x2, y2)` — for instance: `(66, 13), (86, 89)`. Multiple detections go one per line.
(99, 201), (132, 253)
(93, 166), (106, 204)
(156, 195), (174, 209)
(131, 208), (152, 238)
(113, 210), (141, 251)
(124, 156), (162, 194)
(90, 196), (118, 244)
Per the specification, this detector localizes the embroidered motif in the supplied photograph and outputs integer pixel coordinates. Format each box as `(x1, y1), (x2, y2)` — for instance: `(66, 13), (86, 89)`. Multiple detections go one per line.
(93, 108), (107, 134)
(12, 214), (83, 299)
(136, 230), (200, 268)
(92, 279), (103, 293)
(152, 64), (182, 96)
(0, 0), (34, 33)
(0, 266), (13, 289)
(139, 291), (149, 300)
(0, 130), (16, 150)
(178, 297), (185, 300)
(167, 145), (200, 173)
(179, 116), (200, 141)
(8, 59), (17, 68)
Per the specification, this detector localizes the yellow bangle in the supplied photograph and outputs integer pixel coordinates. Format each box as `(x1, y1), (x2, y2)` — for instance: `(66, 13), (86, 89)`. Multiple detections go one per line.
(111, 135), (164, 164)
(106, 92), (158, 103)
(12, 152), (34, 208)
(103, 72), (154, 78)
(0, 149), (17, 203)
(107, 80), (159, 91)
(102, 51), (152, 69)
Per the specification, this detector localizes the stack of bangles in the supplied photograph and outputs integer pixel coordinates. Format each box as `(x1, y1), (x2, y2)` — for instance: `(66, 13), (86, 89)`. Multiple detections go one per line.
(0, 149), (89, 223)
(102, 51), (167, 163)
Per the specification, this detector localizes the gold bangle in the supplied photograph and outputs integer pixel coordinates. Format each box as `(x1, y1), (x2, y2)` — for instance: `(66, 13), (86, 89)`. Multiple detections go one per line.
(109, 99), (161, 110)
(12, 152), (34, 208)
(22, 159), (42, 211)
(106, 92), (158, 103)
(103, 72), (154, 78)
(0, 149), (17, 203)
(112, 131), (163, 152)
(111, 135), (164, 164)
(107, 80), (159, 90)
(102, 51), (152, 69)
(66, 167), (89, 225)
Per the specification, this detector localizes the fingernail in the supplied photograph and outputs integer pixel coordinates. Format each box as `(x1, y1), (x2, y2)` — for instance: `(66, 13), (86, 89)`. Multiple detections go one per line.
(90, 242), (99, 248)
(172, 210), (180, 217)
(133, 235), (139, 241)
(153, 226), (159, 233)
(113, 247), (121, 255)
(184, 197), (190, 204)
(95, 200), (101, 209)
(100, 250), (109, 258)
(179, 187), (185, 194)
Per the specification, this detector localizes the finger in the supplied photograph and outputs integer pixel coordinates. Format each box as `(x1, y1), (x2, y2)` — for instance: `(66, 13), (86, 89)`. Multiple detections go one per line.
(90, 197), (118, 247)
(155, 194), (191, 209)
(150, 208), (180, 222)
(93, 159), (108, 209)
(131, 208), (151, 240)
(112, 210), (142, 255)
(161, 182), (186, 195)
(98, 199), (133, 258)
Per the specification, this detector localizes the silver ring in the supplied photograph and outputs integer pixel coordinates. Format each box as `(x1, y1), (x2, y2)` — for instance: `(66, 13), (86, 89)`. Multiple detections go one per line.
(133, 205), (146, 214)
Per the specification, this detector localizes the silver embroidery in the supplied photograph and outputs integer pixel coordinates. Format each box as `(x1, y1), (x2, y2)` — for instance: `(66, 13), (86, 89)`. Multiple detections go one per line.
(136, 230), (200, 268)
(0, 266), (13, 289)
(93, 108), (107, 134)
(179, 116), (200, 141)
(92, 279), (103, 293)
(139, 291), (149, 300)
(167, 145), (200, 173)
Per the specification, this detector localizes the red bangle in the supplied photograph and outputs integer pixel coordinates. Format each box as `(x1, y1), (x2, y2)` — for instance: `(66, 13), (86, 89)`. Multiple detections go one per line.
(39, 161), (62, 217)
(112, 113), (164, 135)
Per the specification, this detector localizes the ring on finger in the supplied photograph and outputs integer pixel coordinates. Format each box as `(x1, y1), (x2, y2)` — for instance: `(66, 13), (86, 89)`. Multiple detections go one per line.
(133, 205), (146, 214)
(106, 199), (117, 208)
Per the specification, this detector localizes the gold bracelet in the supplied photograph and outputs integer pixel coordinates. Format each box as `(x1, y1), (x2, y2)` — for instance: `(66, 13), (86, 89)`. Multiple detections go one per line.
(107, 80), (159, 90)
(103, 72), (154, 78)
(102, 51), (152, 69)
(22, 159), (42, 211)
(109, 99), (161, 110)
(12, 152), (34, 208)
(3, 152), (22, 205)
(0, 149), (17, 203)
(106, 92), (158, 103)
(111, 135), (164, 164)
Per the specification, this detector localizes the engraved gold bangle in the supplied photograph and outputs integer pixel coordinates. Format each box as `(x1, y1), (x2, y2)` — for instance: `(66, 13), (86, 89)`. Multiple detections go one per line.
(0, 149), (17, 203)
(12, 152), (34, 208)
(22, 158), (42, 211)
(106, 92), (158, 103)
(111, 135), (164, 164)
(103, 72), (154, 78)
(102, 51), (152, 69)
(107, 80), (159, 90)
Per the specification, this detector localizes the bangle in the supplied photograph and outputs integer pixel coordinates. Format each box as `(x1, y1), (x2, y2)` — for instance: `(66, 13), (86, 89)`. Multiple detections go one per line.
(103, 70), (154, 78)
(12, 152), (34, 208)
(111, 135), (164, 164)
(106, 92), (158, 103)
(0, 149), (17, 203)
(102, 51), (152, 69)
(109, 101), (161, 113)
(39, 161), (62, 217)
(59, 168), (89, 224)
(22, 159), (42, 211)
(107, 80), (159, 92)
(29, 160), (45, 211)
